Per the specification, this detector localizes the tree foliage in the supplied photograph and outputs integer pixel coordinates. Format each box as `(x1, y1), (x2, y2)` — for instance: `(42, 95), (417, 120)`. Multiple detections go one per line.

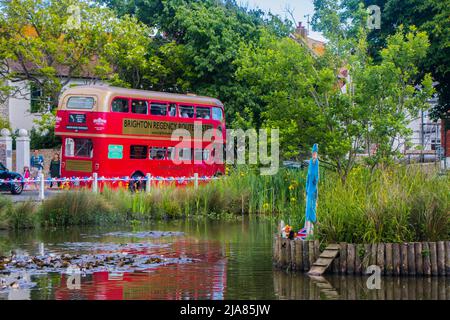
(0, 0), (152, 111)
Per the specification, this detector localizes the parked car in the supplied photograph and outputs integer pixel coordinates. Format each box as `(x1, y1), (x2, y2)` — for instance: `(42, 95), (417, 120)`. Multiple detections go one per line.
(0, 163), (24, 194)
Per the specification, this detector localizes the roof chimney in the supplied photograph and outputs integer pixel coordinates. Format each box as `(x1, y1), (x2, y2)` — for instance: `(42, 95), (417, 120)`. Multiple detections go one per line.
(296, 22), (308, 39)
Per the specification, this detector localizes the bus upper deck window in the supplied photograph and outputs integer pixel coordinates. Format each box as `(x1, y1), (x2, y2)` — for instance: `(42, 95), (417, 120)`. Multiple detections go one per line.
(132, 100), (148, 114)
(112, 98), (129, 113)
(180, 106), (194, 118)
(212, 107), (223, 121)
(151, 103), (167, 116)
(168, 104), (177, 117)
(196, 107), (211, 119)
(67, 96), (94, 109)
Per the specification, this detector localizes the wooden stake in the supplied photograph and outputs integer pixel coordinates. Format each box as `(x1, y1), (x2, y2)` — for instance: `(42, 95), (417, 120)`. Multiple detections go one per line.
(376, 243), (385, 275)
(429, 242), (438, 276)
(436, 241), (446, 276)
(385, 243), (393, 276)
(340, 242), (347, 274)
(414, 242), (423, 276)
(392, 243), (401, 276)
(400, 243), (408, 275)
(302, 240), (309, 271)
(422, 242), (431, 276)
(407, 242), (416, 276)
(347, 244), (355, 275)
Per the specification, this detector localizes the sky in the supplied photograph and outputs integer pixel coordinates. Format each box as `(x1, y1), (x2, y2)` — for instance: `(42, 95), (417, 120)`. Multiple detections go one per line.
(244, 0), (326, 41)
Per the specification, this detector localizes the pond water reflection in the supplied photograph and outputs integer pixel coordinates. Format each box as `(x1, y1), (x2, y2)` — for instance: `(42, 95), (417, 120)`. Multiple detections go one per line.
(0, 218), (448, 300)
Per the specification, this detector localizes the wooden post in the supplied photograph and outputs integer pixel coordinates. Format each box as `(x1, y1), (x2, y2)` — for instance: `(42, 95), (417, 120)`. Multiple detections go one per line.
(340, 242), (347, 274)
(414, 242), (423, 276)
(314, 240), (320, 260)
(376, 243), (385, 275)
(385, 243), (393, 276)
(422, 242), (431, 276)
(145, 173), (151, 193)
(302, 240), (309, 271)
(308, 241), (315, 270)
(369, 243), (377, 273)
(400, 243), (409, 275)
(346, 244), (355, 275)
(273, 236), (280, 265)
(392, 243), (401, 276)
(407, 242), (416, 276)
(331, 249), (340, 274)
(446, 241), (450, 275)
(362, 244), (371, 274)
(194, 173), (199, 189)
(280, 238), (288, 267)
(436, 241), (446, 276)
(38, 173), (45, 200)
(92, 172), (98, 194)
(290, 240), (296, 270)
(286, 239), (292, 270)
(295, 239), (303, 271)
(355, 244), (363, 275)
(429, 242), (438, 276)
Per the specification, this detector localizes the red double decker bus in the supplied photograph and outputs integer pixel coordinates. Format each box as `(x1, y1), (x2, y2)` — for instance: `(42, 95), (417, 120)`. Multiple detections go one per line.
(54, 86), (226, 182)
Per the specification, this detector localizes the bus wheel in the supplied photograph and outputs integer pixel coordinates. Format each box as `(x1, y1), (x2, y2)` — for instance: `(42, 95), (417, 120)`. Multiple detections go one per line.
(129, 172), (145, 193)
(214, 171), (223, 177)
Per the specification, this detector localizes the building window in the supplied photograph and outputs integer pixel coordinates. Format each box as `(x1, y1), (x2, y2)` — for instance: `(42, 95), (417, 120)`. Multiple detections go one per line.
(130, 145), (147, 159)
(30, 83), (49, 113)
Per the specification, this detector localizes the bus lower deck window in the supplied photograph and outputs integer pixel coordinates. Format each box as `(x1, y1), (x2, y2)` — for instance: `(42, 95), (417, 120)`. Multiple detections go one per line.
(130, 145), (148, 159)
(65, 138), (93, 158)
(151, 103), (167, 116)
(132, 100), (148, 114)
(179, 148), (192, 160)
(149, 147), (167, 160)
(167, 147), (175, 160)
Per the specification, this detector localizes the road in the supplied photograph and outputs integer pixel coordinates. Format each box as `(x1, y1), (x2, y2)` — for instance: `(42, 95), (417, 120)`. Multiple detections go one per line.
(1, 189), (64, 202)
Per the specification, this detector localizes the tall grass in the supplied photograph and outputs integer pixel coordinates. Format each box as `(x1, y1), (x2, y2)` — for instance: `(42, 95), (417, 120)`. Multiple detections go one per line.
(0, 164), (448, 242)
(0, 197), (37, 229)
(314, 166), (450, 243)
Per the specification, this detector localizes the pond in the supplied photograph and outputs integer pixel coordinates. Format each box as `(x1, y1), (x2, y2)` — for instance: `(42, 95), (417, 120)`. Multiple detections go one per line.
(0, 218), (448, 300)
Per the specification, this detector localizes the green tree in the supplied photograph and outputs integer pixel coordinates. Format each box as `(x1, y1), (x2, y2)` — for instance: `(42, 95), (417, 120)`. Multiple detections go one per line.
(0, 0), (153, 111)
(101, 0), (293, 125)
(312, 0), (449, 118)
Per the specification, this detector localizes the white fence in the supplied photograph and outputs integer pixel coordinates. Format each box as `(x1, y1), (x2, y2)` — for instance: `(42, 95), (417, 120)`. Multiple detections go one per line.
(1, 173), (219, 200)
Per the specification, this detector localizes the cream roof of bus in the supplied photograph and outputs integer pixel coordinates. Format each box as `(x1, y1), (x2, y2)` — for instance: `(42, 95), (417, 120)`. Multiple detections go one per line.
(58, 85), (224, 112)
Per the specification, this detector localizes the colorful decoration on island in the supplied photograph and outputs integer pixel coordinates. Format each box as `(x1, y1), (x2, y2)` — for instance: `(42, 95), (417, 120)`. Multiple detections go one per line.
(279, 220), (307, 240)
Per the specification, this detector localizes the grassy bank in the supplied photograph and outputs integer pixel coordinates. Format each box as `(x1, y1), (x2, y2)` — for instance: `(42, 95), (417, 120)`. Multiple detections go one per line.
(0, 165), (448, 243)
